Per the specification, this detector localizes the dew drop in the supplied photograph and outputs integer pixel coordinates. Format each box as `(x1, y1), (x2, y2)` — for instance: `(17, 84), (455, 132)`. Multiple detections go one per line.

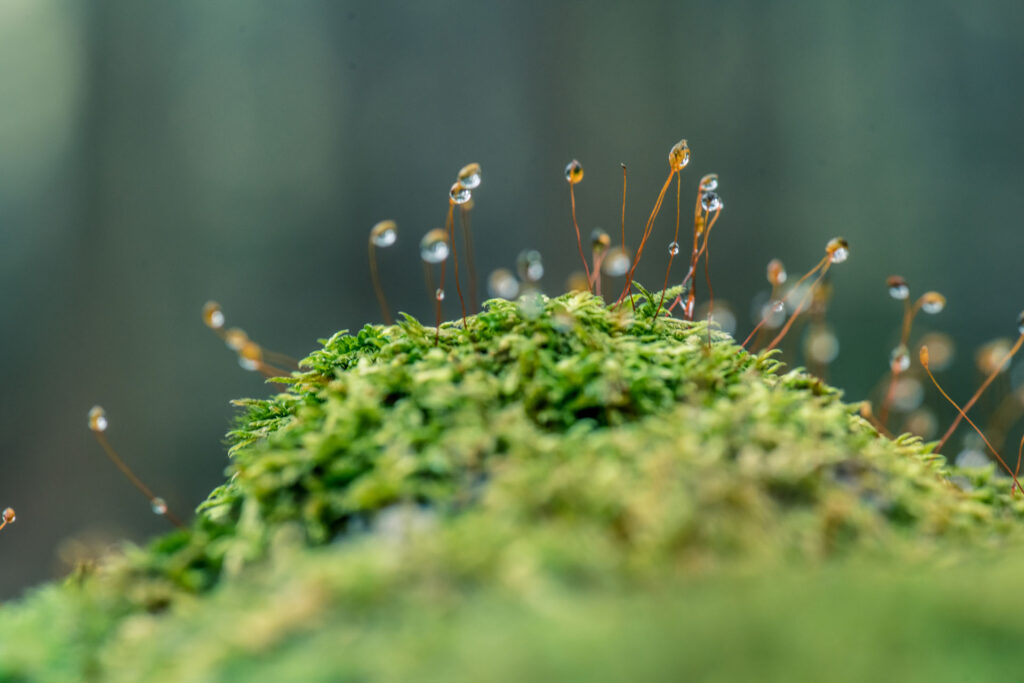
(891, 376), (924, 412)
(1, 508), (14, 524)
(667, 240), (681, 256)
(697, 301), (736, 335)
(766, 259), (787, 286)
(805, 327), (840, 364)
(202, 301), (225, 330)
(369, 220), (398, 248)
(516, 250), (544, 283)
(151, 497), (168, 516)
(419, 229), (450, 264)
(920, 291), (945, 314)
(517, 290), (545, 319)
(956, 449), (989, 469)
(700, 190), (723, 212)
(886, 275), (909, 301)
(88, 406), (108, 433)
(457, 163), (481, 190)
(668, 139), (691, 171)
(699, 173), (718, 192)
(449, 182), (472, 205)
(224, 327), (249, 352)
(435, 288), (445, 301)
(590, 228), (610, 253)
(602, 246), (631, 277)
(826, 237), (849, 264)
(976, 338), (1013, 375)
(239, 341), (263, 371)
(565, 159), (584, 184)
(487, 268), (520, 300)
(905, 409), (937, 439)
(771, 300), (786, 313)
(890, 345), (911, 373)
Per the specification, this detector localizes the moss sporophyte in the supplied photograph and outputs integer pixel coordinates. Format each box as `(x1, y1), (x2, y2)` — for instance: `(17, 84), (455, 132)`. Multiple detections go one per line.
(3, 138), (1024, 679)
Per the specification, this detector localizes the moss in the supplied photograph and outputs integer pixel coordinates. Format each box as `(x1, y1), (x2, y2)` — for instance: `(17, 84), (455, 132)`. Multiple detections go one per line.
(1, 289), (1022, 680)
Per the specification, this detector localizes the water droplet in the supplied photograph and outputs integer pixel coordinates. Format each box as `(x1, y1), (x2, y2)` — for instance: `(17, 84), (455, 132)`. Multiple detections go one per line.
(517, 290), (545, 319)
(435, 288), (445, 301)
(905, 409), (937, 439)
(590, 228), (610, 252)
(487, 269), (519, 299)
(419, 229), (450, 264)
(886, 275), (909, 301)
(151, 497), (167, 515)
(891, 376), (924, 412)
(449, 182), (472, 205)
(697, 301), (736, 335)
(516, 250), (544, 283)
(890, 345), (911, 373)
(602, 246), (631, 277)
(771, 300), (786, 313)
(826, 237), (849, 264)
(766, 259), (787, 286)
(976, 338), (1013, 375)
(369, 220), (398, 247)
(88, 406), (108, 433)
(239, 341), (263, 371)
(565, 159), (584, 184)
(2, 508), (14, 524)
(805, 327), (840, 364)
(920, 291), (945, 314)
(955, 449), (989, 469)
(668, 139), (690, 171)
(224, 327), (249, 351)
(202, 301), (225, 330)
(699, 173), (718, 192)
(700, 190), (723, 212)
(666, 241), (680, 257)
(457, 162), (481, 190)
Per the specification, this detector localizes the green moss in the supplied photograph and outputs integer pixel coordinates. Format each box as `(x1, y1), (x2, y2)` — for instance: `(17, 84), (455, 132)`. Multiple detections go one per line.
(1, 289), (1022, 680)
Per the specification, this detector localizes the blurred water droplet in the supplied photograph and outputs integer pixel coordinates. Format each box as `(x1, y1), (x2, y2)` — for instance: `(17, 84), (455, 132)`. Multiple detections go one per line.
(699, 173), (718, 192)
(891, 376), (924, 412)
(917, 333), (954, 372)
(669, 139), (690, 170)
(202, 301), (225, 330)
(890, 345), (911, 373)
(487, 269), (519, 300)
(976, 338), (1013, 375)
(590, 228), (610, 252)
(224, 328), (249, 352)
(956, 449), (990, 469)
(700, 190), (723, 212)
(88, 406), (108, 433)
(151, 498), (167, 516)
(904, 409), (937, 439)
(805, 327), (840, 364)
(435, 288), (445, 301)
(886, 275), (909, 301)
(239, 341), (262, 371)
(420, 229), (450, 264)
(516, 250), (544, 283)
(767, 259), (787, 286)
(565, 159), (583, 184)
(920, 291), (945, 314)
(518, 291), (545, 319)
(2, 508), (15, 524)
(668, 241), (680, 256)
(697, 301), (736, 335)
(370, 220), (398, 247)
(602, 246), (631, 277)
(457, 163), (481, 190)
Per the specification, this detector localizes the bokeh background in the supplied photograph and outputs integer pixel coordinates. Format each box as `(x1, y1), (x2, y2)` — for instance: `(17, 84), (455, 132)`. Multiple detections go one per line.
(2, 0), (1023, 598)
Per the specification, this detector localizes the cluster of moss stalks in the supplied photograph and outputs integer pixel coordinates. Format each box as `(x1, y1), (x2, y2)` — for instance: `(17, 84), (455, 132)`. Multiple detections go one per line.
(3, 288), (1024, 681)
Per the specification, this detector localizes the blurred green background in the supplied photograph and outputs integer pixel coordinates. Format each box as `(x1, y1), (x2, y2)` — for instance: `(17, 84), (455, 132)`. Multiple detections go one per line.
(2, 0), (1023, 598)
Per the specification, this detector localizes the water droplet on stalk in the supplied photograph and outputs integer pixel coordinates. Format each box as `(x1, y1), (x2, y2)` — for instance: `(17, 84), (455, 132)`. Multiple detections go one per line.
(88, 406), (108, 433)
(826, 237), (849, 263)
(487, 269), (519, 299)
(890, 345), (911, 373)
(420, 229), (450, 264)
(457, 163), (481, 190)
(590, 228), (610, 252)
(435, 288), (445, 301)
(668, 241), (680, 256)
(202, 301), (225, 330)
(767, 259), (787, 286)
(699, 173), (718, 192)
(700, 190), (723, 212)
(151, 497), (168, 515)
(920, 291), (945, 314)
(668, 139), (690, 170)
(887, 275), (909, 301)
(370, 220), (398, 247)
(449, 183), (471, 205)
(565, 160), (584, 184)
(602, 247), (631, 277)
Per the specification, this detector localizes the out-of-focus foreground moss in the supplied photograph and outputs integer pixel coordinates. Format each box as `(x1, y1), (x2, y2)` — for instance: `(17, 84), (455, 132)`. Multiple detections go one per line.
(2, 289), (1023, 681)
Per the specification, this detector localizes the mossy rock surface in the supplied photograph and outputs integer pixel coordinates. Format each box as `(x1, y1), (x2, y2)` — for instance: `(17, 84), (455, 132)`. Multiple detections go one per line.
(2, 290), (1023, 680)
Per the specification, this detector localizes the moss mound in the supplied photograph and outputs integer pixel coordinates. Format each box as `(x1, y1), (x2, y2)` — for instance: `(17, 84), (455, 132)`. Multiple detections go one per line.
(1, 290), (1022, 680)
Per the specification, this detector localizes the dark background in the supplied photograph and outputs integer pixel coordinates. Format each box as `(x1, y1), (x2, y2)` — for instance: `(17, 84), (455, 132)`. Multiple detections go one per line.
(2, 0), (1023, 598)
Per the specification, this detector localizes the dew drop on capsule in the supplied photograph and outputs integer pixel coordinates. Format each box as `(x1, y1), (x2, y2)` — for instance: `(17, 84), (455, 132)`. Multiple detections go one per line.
(699, 173), (718, 192)
(565, 160), (584, 184)
(2, 508), (14, 524)
(202, 301), (225, 330)
(920, 291), (945, 314)
(890, 345), (911, 373)
(487, 268), (520, 300)
(602, 246), (631, 277)
(668, 241), (680, 256)
(457, 163), (481, 190)
(887, 275), (909, 301)
(151, 497), (168, 516)
(224, 327), (249, 351)
(767, 259), (787, 286)
(420, 229), (450, 264)
(449, 182), (472, 205)
(88, 405), (108, 433)
(517, 249), (544, 283)
(239, 341), (263, 371)
(591, 228), (610, 253)
(435, 288), (445, 301)
(826, 237), (849, 264)
(668, 139), (691, 171)
(370, 220), (398, 248)
(700, 190), (723, 212)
